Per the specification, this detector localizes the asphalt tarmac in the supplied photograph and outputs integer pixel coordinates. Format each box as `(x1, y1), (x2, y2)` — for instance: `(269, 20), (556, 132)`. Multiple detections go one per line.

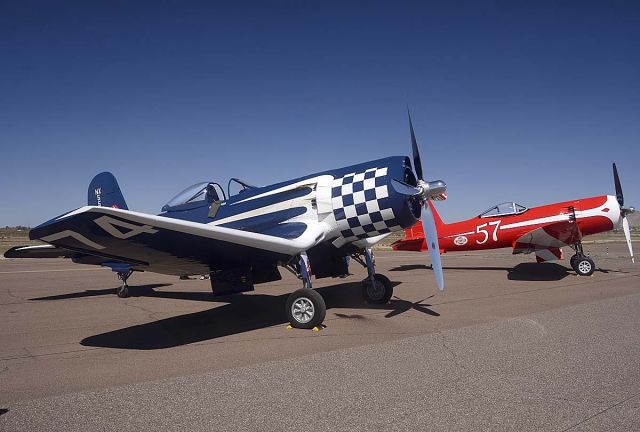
(1, 243), (639, 431)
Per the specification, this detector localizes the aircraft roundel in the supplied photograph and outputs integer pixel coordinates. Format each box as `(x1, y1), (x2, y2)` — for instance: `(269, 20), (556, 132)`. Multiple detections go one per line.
(454, 235), (468, 246)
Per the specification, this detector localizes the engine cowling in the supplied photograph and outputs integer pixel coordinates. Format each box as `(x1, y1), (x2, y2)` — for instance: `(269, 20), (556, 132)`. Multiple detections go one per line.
(329, 156), (421, 244)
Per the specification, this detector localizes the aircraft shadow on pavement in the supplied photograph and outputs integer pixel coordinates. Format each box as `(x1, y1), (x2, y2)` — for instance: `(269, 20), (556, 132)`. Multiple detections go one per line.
(506, 262), (623, 281)
(507, 263), (571, 281)
(80, 280), (439, 350)
(390, 262), (593, 282)
(389, 264), (431, 272)
(0, 408), (8, 417)
(30, 284), (173, 301)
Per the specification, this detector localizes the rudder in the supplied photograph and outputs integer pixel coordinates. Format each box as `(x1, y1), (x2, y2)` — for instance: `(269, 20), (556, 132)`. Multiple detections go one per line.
(88, 172), (128, 210)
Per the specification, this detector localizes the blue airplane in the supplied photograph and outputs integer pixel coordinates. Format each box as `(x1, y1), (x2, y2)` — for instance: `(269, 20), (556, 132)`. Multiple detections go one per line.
(5, 114), (447, 329)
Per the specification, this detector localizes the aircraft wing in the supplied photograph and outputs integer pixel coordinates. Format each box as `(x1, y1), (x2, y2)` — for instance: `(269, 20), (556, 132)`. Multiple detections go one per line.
(512, 220), (582, 255)
(26, 206), (327, 275)
(4, 244), (76, 259)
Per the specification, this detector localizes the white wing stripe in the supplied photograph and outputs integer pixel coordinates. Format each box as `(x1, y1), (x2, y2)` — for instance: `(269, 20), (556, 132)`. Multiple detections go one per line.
(42, 230), (105, 250)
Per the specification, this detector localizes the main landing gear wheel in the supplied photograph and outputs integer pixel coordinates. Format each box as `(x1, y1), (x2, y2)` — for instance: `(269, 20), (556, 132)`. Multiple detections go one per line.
(286, 288), (326, 329)
(573, 256), (595, 276)
(569, 254), (580, 269)
(116, 285), (129, 298)
(361, 274), (393, 304)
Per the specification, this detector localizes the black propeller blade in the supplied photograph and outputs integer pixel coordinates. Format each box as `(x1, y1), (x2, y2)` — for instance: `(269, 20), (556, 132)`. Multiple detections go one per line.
(407, 109), (423, 181)
(613, 162), (624, 207)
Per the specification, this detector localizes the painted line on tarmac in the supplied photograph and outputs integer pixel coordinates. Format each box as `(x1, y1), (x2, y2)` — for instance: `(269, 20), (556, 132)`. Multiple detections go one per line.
(0, 268), (107, 275)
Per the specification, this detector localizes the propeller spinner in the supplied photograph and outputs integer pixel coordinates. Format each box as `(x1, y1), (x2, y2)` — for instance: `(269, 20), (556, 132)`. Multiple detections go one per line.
(613, 163), (635, 263)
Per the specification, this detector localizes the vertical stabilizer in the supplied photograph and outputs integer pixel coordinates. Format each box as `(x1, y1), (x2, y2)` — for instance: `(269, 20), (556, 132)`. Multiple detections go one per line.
(88, 172), (128, 210)
(428, 200), (445, 228)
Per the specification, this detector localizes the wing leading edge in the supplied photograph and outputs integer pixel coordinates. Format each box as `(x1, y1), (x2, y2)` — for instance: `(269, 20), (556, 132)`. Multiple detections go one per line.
(4, 244), (76, 259)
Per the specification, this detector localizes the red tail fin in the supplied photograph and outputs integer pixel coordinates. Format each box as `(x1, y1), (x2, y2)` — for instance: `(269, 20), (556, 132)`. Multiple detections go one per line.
(428, 200), (445, 228)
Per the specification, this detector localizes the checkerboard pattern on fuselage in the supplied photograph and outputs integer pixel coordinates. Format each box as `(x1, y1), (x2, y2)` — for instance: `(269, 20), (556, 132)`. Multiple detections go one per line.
(331, 167), (401, 242)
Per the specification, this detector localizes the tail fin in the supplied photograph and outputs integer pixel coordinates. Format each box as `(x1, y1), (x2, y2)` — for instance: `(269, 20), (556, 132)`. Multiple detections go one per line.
(88, 172), (128, 210)
(428, 200), (445, 228)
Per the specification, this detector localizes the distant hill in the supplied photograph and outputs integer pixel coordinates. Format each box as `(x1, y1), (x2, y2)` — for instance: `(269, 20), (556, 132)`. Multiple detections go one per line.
(627, 212), (640, 228)
(0, 226), (30, 237)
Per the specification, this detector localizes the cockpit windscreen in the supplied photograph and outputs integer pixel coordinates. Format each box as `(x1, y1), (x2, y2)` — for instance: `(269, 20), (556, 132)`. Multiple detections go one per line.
(164, 182), (210, 208)
(479, 202), (528, 218)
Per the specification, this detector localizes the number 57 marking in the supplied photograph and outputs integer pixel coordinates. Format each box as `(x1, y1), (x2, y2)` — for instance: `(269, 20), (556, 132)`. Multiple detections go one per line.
(476, 220), (501, 244)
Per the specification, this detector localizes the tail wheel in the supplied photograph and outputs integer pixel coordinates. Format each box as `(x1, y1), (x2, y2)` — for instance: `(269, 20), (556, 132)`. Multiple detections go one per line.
(574, 257), (595, 276)
(361, 274), (394, 304)
(286, 288), (326, 329)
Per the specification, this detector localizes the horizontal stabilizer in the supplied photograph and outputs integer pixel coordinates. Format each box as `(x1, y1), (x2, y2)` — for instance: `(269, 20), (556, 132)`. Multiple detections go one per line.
(391, 238), (424, 251)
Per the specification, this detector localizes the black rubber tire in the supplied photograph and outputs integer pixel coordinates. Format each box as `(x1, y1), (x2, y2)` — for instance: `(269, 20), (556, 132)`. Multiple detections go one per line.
(569, 254), (580, 270)
(286, 288), (326, 329)
(361, 274), (394, 304)
(574, 256), (595, 276)
(116, 285), (130, 298)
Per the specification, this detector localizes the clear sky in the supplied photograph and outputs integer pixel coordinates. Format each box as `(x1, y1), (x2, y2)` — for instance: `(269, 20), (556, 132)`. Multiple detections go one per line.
(1, 1), (639, 227)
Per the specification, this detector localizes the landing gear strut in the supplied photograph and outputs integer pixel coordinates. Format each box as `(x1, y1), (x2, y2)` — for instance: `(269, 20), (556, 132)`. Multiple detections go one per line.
(570, 242), (595, 277)
(284, 253), (326, 329)
(116, 270), (133, 297)
(355, 248), (394, 304)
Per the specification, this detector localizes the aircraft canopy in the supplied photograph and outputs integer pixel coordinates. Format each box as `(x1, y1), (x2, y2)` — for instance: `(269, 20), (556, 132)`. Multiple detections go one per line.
(163, 182), (225, 211)
(479, 202), (528, 218)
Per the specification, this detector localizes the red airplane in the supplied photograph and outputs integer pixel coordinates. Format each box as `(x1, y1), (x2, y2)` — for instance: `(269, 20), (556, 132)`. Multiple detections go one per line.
(392, 164), (635, 276)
